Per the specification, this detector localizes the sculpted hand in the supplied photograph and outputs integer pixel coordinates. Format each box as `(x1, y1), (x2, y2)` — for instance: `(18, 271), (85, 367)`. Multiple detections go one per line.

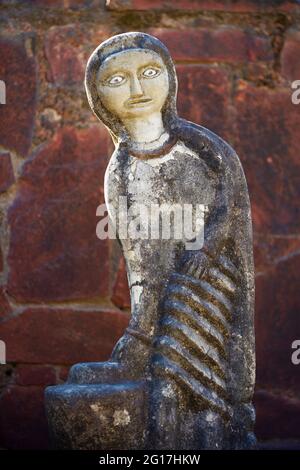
(180, 250), (211, 279)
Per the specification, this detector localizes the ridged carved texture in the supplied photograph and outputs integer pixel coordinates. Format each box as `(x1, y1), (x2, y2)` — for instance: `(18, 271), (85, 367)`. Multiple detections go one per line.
(45, 31), (255, 451)
(153, 253), (239, 419)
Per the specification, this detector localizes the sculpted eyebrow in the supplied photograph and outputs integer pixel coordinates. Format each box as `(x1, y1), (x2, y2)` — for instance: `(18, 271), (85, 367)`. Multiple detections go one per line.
(98, 66), (128, 81)
(138, 60), (162, 71)
(99, 60), (163, 81)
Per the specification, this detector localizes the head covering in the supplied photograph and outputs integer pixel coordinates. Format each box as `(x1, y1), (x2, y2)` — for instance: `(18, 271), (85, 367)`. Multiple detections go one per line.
(85, 32), (178, 144)
(85, 32), (222, 172)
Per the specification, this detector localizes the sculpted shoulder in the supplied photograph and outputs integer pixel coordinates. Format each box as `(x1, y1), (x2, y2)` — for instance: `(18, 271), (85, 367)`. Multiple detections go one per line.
(177, 118), (245, 180)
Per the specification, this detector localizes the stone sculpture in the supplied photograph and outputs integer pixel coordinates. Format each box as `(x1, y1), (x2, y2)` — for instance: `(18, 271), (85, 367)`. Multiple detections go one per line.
(45, 32), (256, 450)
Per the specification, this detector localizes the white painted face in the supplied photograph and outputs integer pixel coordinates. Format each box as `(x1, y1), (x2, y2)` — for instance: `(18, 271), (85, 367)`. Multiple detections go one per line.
(96, 49), (169, 121)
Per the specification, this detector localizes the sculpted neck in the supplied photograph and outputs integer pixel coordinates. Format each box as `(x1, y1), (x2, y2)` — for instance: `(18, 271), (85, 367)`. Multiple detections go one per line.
(123, 112), (165, 143)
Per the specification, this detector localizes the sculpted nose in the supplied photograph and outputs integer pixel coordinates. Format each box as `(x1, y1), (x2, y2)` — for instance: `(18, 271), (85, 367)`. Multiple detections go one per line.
(130, 74), (143, 97)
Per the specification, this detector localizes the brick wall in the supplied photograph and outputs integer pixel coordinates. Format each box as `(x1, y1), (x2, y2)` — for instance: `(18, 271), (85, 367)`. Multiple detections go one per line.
(0, 0), (300, 449)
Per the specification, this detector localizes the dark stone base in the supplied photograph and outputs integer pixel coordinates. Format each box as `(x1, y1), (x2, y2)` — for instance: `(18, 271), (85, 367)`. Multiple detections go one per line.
(45, 380), (148, 450)
(45, 361), (256, 450)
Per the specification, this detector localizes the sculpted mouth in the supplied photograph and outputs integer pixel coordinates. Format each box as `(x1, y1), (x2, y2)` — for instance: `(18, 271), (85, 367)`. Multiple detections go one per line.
(127, 98), (153, 106)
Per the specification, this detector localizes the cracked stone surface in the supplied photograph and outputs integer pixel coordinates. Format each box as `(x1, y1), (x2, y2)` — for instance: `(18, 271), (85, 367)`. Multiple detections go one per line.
(45, 32), (255, 450)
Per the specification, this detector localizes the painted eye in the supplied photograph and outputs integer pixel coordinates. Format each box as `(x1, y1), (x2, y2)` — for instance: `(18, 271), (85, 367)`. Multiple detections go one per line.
(107, 75), (125, 86)
(142, 67), (160, 78)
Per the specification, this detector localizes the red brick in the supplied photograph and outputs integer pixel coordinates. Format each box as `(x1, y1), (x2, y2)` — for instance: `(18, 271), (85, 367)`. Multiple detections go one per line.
(0, 35), (37, 157)
(111, 256), (130, 309)
(234, 81), (300, 235)
(45, 25), (86, 86)
(281, 29), (300, 81)
(0, 364), (15, 390)
(0, 307), (129, 364)
(255, 390), (300, 440)
(0, 287), (11, 321)
(107, 0), (300, 12)
(176, 65), (231, 140)
(254, 236), (300, 401)
(15, 365), (57, 386)
(0, 385), (49, 449)
(0, 247), (3, 272)
(44, 24), (111, 87)
(255, 250), (300, 393)
(58, 365), (70, 382)
(0, 152), (15, 193)
(7, 126), (110, 302)
(150, 28), (273, 64)
(254, 234), (300, 273)
(25, 0), (102, 7)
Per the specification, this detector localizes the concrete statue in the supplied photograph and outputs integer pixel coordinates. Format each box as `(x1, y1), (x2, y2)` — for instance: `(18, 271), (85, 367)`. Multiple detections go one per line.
(45, 32), (256, 450)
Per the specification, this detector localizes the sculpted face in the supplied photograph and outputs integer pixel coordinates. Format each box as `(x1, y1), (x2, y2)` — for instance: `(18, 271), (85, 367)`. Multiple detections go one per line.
(96, 49), (169, 122)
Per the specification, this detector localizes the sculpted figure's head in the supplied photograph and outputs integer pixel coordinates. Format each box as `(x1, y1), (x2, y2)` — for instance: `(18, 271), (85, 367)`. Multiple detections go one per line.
(96, 49), (169, 121)
(85, 32), (178, 145)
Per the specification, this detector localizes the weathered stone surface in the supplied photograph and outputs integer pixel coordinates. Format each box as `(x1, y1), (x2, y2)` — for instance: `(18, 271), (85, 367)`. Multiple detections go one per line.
(111, 256), (130, 309)
(58, 366), (70, 383)
(254, 234), (300, 273)
(46, 381), (148, 449)
(45, 25), (86, 86)
(0, 152), (15, 193)
(46, 32), (255, 450)
(0, 287), (11, 321)
(0, 385), (49, 449)
(255, 390), (300, 440)
(234, 81), (300, 235)
(253, 230), (300, 439)
(0, 35), (37, 157)
(150, 28), (273, 64)
(177, 65), (231, 139)
(0, 247), (3, 272)
(0, 0), (298, 450)
(0, 364), (14, 391)
(107, 0), (300, 12)
(15, 365), (57, 386)
(0, 308), (129, 364)
(281, 29), (300, 82)
(21, 0), (102, 8)
(254, 236), (300, 438)
(7, 126), (110, 302)
(40, 108), (62, 130)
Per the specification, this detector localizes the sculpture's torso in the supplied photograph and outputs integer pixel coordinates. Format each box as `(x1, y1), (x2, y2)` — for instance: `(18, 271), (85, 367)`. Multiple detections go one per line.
(104, 132), (255, 449)
(45, 31), (256, 451)
(105, 139), (219, 340)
